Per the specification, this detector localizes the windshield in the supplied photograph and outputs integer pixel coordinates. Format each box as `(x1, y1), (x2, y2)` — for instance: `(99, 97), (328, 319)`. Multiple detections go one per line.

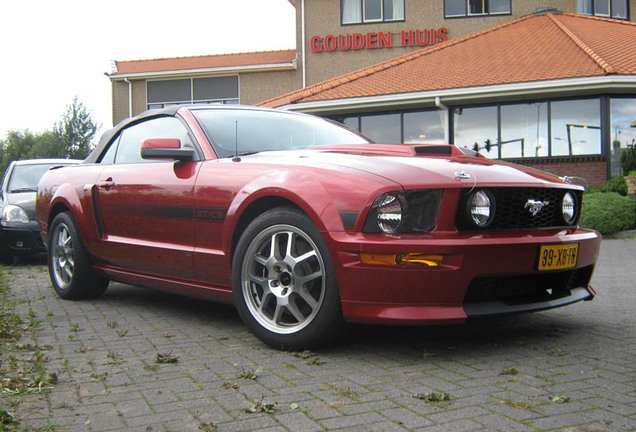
(192, 109), (370, 158)
(7, 163), (59, 193)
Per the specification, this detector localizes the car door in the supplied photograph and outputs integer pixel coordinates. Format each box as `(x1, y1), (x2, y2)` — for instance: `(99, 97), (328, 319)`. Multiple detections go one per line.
(94, 116), (200, 279)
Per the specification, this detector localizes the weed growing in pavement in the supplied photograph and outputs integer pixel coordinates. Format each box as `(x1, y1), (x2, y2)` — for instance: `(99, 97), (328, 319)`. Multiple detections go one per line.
(245, 396), (277, 414)
(117, 329), (128, 338)
(198, 422), (218, 432)
(155, 351), (179, 364)
(106, 321), (119, 329)
(237, 366), (259, 380)
(105, 350), (124, 365)
(500, 367), (519, 376)
(324, 383), (360, 400)
(412, 391), (452, 404)
(290, 349), (325, 365)
(222, 381), (239, 389)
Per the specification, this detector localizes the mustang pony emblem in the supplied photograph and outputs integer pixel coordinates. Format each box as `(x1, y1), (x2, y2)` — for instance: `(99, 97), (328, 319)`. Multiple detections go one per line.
(525, 199), (550, 216)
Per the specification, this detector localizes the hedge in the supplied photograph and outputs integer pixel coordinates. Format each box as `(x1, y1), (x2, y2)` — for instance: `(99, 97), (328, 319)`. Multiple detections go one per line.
(580, 192), (636, 235)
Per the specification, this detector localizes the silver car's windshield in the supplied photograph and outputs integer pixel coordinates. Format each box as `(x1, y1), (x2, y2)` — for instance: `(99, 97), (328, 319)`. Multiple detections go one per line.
(192, 109), (370, 158)
(7, 164), (58, 193)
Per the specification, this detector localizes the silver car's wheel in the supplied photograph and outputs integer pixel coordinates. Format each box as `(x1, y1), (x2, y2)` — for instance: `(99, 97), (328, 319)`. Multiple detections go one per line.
(241, 224), (326, 335)
(51, 221), (75, 290)
(233, 207), (343, 350)
(48, 212), (108, 300)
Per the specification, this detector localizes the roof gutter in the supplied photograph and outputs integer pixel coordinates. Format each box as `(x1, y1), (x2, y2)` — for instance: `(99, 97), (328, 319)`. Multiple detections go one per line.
(109, 62), (297, 81)
(277, 75), (636, 114)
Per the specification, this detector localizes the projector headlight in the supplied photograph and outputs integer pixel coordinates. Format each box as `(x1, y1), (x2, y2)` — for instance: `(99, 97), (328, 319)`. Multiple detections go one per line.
(363, 190), (443, 234)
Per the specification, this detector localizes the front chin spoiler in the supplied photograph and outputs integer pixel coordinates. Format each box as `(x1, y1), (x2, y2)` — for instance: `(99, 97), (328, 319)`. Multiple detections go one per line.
(463, 286), (595, 318)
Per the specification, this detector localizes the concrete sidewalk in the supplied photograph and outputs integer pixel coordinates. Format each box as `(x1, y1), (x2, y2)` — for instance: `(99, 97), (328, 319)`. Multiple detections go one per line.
(2, 238), (635, 431)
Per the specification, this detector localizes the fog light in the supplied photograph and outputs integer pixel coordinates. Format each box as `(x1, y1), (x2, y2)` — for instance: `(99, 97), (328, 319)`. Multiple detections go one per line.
(562, 192), (576, 225)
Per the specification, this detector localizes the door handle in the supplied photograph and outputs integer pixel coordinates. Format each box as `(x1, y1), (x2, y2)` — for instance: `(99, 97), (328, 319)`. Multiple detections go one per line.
(97, 178), (115, 190)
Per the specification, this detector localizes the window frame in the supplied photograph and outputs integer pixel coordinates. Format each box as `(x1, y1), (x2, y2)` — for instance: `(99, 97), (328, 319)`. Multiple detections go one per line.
(577, 0), (629, 19)
(341, 0), (405, 25)
(444, 0), (512, 18)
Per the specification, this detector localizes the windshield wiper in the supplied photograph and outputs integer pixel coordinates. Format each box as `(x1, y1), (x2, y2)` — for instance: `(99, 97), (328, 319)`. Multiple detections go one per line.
(9, 187), (37, 193)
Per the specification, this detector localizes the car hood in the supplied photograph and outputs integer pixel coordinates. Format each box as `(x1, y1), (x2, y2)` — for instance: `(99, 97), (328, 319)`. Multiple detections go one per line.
(244, 145), (573, 190)
(3, 191), (37, 220)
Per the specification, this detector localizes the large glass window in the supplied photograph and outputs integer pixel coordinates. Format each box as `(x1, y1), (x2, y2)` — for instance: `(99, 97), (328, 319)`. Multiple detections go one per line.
(577, 0), (628, 18)
(445, 0), (511, 17)
(500, 103), (548, 158)
(453, 106), (498, 158)
(403, 111), (446, 144)
(610, 98), (636, 176)
(551, 99), (601, 156)
(341, 0), (404, 24)
(361, 114), (401, 143)
(147, 76), (239, 110)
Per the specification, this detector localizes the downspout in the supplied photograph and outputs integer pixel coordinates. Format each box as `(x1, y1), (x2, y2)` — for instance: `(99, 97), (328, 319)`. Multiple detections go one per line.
(435, 96), (450, 144)
(124, 78), (133, 118)
(301, 0), (306, 88)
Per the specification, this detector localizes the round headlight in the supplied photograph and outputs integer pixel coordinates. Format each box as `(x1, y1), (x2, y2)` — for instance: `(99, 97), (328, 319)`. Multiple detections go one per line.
(2, 204), (29, 223)
(375, 195), (403, 233)
(468, 190), (494, 227)
(562, 192), (577, 225)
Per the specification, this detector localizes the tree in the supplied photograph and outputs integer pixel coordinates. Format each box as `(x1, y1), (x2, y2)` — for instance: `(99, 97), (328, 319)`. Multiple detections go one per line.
(54, 96), (99, 159)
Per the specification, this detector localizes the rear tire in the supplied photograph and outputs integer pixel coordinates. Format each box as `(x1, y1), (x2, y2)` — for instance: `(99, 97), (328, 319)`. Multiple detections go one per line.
(48, 212), (108, 300)
(232, 207), (344, 350)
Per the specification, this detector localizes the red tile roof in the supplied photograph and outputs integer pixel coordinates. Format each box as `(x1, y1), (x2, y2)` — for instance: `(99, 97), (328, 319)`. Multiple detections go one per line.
(260, 12), (636, 108)
(114, 50), (297, 76)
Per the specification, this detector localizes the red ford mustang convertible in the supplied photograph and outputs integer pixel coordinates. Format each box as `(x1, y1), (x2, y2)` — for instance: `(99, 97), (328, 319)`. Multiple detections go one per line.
(36, 105), (600, 349)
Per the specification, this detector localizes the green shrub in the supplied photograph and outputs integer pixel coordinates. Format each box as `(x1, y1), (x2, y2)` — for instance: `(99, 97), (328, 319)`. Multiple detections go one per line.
(621, 147), (636, 174)
(580, 192), (636, 235)
(598, 176), (627, 196)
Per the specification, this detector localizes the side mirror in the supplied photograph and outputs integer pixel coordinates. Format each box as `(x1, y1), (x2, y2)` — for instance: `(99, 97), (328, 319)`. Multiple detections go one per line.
(141, 138), (196, 162)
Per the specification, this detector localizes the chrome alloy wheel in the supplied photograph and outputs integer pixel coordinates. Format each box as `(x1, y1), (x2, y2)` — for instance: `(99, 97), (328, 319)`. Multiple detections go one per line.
(241, 224), (326, 335)
(51, 222), (74, 289)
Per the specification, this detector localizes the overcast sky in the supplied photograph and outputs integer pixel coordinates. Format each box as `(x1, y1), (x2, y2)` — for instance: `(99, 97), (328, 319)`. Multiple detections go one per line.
(0, 0), (296, 140)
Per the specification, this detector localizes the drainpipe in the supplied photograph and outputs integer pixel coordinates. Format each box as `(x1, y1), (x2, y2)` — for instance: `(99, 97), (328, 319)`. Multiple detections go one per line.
(124, 78), (133, 118)
(301, 0), (306, 88)
(435, 96), (450, 144)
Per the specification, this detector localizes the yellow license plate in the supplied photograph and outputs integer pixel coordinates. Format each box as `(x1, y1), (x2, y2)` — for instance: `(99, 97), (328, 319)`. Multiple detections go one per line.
(538, 244), (579, 271)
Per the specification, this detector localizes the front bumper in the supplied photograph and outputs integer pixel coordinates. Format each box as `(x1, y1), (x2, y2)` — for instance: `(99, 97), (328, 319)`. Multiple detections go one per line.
(328, 228), (600, 325)
(0, 221), (47, 257)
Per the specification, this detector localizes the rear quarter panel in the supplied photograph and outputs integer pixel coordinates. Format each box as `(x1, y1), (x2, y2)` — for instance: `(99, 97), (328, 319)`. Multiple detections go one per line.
(36, 164), (104, 250)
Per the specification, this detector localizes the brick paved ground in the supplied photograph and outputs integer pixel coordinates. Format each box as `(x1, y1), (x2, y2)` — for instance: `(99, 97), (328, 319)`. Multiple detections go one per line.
(1, 238), (635, 432)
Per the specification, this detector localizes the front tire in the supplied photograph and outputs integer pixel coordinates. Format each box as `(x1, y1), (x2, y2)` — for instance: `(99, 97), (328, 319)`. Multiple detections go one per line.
(232, 207), (343, 350)
(48, 212), (108, 300)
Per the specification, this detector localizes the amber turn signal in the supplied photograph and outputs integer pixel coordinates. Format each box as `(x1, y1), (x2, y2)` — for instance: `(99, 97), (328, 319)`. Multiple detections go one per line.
(360, 253), (443, 267)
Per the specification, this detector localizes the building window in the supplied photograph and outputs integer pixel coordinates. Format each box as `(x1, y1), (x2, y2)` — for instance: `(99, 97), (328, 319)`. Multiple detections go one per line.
(147, 76), (239, 110)
(444, 0), (511, 17)
(610, 98), (636, 176)
(341, 0), (405, 24)
(454, 98), (602, 160)
(577, 0), (628, 19)
(336, 110), (445, 144)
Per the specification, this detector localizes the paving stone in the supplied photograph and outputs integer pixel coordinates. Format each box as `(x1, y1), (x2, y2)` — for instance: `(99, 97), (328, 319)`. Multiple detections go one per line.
(2, 239), (635, 431)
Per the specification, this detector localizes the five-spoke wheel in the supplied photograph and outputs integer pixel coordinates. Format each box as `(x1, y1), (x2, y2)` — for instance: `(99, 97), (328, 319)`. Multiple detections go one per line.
(233, 208), (343, 349)
(48, 212), (108, 300)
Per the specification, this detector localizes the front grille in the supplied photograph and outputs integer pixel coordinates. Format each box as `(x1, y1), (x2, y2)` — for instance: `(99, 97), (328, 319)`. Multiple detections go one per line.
(456, 187), (582, 231)
(464, 265), (594, 305)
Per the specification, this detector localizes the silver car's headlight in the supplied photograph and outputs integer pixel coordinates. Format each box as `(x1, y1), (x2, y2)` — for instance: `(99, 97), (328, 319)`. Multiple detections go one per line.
(2, 204), (29, 223)
(363, 190), (443, 234)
